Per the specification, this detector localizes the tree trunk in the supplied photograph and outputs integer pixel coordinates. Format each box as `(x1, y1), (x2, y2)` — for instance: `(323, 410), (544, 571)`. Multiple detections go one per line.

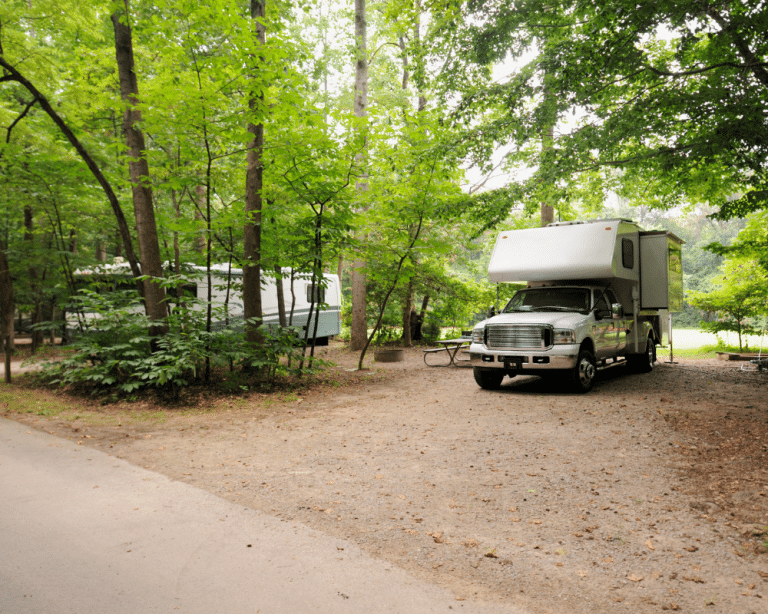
(23, 205), (44, 353)
(349, 0), (369, 351)
(194, 188), (206, 253)
(540, 81), (555, 227)
(96, 240), (107, 262)
(0, 235), (14, 383)
(401, 279), (414, 346)
(275, 266), (287, 328)
(541, 203), (554, 226)
(243, 0), (267, 347)
(419, 294), (429, 319)
(111, 2), (167, 335)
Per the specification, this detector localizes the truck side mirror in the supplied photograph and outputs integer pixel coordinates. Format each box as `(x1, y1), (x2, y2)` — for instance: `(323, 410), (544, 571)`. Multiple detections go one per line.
(487, 305), (496, 318)
(611, 303), (624, 319)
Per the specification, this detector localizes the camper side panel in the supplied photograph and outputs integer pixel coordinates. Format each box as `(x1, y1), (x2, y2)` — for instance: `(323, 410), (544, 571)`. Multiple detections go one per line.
(488, 221), (640, 283)
(639, 234), (684, 312)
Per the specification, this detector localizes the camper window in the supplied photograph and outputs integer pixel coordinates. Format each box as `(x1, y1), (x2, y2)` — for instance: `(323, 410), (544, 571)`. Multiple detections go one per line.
(622, 238), (634, 269)
(306, 283), (325, 304)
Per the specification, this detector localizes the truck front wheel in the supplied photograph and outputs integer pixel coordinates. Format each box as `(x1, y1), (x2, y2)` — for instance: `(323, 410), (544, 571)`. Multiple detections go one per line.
(570, 348), (596, 393)
(473, 368), (504, 390)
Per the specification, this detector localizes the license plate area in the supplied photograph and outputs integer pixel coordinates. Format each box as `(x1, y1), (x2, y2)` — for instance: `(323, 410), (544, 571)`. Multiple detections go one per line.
(500, 356), (522, 369)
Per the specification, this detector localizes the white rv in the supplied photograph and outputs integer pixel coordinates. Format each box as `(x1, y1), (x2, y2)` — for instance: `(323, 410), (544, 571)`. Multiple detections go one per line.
(70, 262), (342, 344)
(193, 264), (342, 344)
(469, 219), (683, 392)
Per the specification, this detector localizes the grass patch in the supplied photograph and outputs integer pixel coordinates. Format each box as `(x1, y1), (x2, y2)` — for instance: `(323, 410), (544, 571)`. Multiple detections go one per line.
(0, 387), (68, 417)
(657, 346), (719, 360)
(658, 342), (764, 360)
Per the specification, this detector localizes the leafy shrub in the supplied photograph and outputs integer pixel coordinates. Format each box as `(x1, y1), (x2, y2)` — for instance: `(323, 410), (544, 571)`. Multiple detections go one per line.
(39, 287), (312, 397)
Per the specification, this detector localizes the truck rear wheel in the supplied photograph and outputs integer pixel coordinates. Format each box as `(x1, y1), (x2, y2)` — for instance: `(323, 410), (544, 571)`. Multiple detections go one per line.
(570, 348), (596, 393)
(473, 368), (504, 390)
(628, 334), (656, 373)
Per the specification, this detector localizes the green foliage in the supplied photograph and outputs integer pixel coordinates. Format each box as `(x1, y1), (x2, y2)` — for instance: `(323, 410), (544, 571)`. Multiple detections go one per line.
(38, 289), (306, 396)
(688, 259), (768, 351)
(708, 211), (768, 272)
(434, 0), (768, 220)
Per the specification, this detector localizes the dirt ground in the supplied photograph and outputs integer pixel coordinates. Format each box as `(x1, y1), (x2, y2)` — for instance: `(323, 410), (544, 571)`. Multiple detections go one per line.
(4, 343), (768, 613)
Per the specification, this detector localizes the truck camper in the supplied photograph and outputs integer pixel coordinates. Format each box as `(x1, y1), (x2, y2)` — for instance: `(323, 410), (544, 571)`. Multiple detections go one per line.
(470, 219), (683, 392)
(70, 262), (342, 345)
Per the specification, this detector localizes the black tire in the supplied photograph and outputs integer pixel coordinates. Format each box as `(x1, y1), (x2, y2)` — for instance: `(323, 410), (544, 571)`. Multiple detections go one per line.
(570, 348), (597, 393)
(628, 335), (656, 373)
(473, 368), (504, 390)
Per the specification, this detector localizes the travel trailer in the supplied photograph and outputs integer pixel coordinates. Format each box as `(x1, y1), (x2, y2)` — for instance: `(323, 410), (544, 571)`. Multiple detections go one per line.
(469, 219), (684, 392)
(70, 262), (342, 344)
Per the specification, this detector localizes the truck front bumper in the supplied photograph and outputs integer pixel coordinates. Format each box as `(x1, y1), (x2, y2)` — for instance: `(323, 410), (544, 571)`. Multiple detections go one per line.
(468, 343), (579, 371)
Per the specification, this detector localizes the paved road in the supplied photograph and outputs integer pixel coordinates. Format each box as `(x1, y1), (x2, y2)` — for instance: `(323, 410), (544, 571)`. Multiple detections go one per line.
(0, 418), (525, 614)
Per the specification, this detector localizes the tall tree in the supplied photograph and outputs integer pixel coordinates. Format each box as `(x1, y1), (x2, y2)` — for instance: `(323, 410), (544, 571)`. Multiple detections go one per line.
(349, 0), (369, 352)
(111, 0), (167, 334)
(0, 233), (13, 383)
(243, 0), (267, 346)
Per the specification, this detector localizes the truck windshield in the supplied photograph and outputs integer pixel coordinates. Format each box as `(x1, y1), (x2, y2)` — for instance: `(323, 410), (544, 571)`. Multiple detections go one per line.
(503, 288), (590, 314)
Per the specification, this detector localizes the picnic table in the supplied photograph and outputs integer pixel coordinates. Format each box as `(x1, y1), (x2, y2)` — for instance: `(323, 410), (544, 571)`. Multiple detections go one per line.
(423, 337), (472, 367)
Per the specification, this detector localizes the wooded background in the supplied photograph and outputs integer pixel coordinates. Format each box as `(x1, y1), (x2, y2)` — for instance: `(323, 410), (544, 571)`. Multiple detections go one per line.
(1, 0), (766, 387)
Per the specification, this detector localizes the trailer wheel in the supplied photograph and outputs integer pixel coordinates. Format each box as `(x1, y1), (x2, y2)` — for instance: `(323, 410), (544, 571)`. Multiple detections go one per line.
(628, 334), (656, 373)
(570, 348), (596, 393)
(473, 368), (504, 390)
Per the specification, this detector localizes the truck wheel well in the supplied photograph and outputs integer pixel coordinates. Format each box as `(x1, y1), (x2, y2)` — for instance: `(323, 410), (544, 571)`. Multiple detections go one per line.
(580, 339), (595, 355)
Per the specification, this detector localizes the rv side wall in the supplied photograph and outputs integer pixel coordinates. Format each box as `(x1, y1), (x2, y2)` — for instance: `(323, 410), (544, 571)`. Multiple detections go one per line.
(488, 220), (641, 283)
(196, 271), (342, 339)
(639, 234), (684, 312)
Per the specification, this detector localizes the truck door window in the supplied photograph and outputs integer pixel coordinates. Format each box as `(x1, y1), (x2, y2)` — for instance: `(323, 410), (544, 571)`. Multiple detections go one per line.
(594, 292), (611, 317)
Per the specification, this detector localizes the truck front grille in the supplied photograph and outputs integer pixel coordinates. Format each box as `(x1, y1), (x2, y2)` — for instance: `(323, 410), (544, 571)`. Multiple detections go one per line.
(486, 324), (553, 350)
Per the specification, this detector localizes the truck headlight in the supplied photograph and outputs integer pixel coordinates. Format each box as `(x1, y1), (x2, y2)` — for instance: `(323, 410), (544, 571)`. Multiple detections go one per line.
(472, 328), (484, 343)
(553, 328), (576, 344)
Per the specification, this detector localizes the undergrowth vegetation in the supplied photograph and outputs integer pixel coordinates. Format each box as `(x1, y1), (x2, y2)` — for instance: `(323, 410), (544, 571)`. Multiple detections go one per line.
(35, 289), (327, 399)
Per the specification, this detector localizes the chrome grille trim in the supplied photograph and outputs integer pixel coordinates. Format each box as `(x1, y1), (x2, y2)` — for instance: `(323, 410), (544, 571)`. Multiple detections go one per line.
(486, 324), (553, 350)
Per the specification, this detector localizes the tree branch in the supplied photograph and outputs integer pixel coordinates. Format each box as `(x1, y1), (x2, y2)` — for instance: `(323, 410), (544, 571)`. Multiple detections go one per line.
(706, 7), (768, 88)
(0, 56), (143, 279)
(5, 97), (38, 144)
(646, 61), (768, 78)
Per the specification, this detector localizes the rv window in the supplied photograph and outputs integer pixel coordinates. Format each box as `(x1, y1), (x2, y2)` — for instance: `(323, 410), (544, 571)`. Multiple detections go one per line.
(168, 283), (198, 303)
(306, 283), (325, 304)
(622, 238), (634, 269)
(74, 277), (136, 295)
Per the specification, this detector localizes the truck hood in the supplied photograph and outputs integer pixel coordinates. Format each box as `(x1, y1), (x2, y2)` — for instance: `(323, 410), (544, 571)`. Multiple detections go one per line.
(477, 311), (589, 329)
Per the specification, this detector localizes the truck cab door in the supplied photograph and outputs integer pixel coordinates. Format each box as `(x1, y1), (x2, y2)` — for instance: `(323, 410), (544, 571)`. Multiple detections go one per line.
(592, 291), (619, 359)
(605, 289), (627, 354)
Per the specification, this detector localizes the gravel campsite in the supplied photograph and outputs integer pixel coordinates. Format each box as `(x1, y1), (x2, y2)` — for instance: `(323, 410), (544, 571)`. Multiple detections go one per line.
(4, 343), (768, 613)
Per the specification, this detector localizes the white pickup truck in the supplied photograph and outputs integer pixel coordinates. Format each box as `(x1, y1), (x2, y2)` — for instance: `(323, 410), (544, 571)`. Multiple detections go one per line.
(469, 219), (683, 392)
